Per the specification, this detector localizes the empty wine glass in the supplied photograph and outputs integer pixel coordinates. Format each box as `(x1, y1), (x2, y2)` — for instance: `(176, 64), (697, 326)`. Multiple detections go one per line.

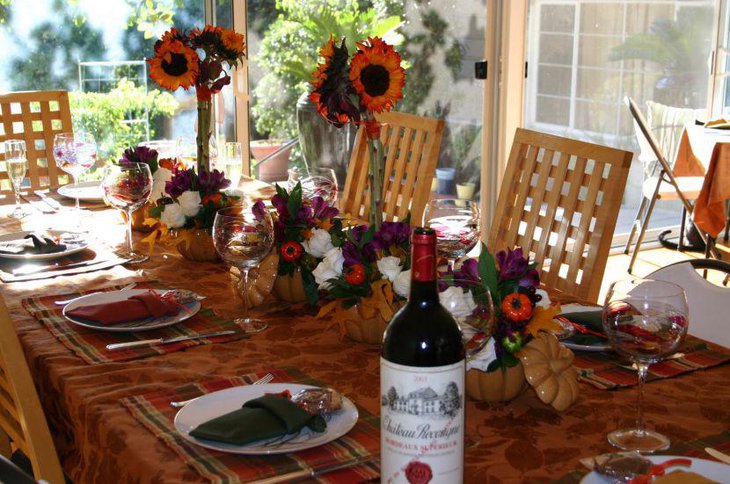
(53, 132), (97, 211)
(219, 142), (243, 188)
(4, 139), (28, 218)
(602, 278), (689, 452)
(301, 167), (338, 205)
(213, 204), (274, 333)
(422, 199), (481, 269)
(101, 162), (153, 264)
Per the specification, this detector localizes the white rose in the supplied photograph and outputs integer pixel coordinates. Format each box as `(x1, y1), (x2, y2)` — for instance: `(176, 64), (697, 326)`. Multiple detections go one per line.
(160, 203), (186, 229)
(150, 166), (172, 202)
(439, 286), (477, 319)
(376, 256), (403, 282)
(302, 228), (334, 259)
(178, 190), (202, 217)
(535, 288), (551, 309)
(312, 247), (344, 290)
(393, 269), (411, 298)
(466, 337), (497, 372)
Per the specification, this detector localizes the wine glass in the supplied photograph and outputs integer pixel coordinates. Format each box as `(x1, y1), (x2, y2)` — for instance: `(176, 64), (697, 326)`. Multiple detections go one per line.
(422, 199), (481, 269)
(4, 139), (28, 218)
(213, 204), (274, 333)
(101, 162), (153, 264)
(602, 278), (689, 452)
(301, 167), (338, 205)
(53, 132), (97, 212)
(218, 142), (243, 188)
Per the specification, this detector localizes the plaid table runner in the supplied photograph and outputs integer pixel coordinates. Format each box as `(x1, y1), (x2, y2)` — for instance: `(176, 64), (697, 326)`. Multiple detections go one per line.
(22, 282), (248, 364)
(121, 368), (380, 483)
(552, 431), (730, 483)
(574, 339), (730, 390)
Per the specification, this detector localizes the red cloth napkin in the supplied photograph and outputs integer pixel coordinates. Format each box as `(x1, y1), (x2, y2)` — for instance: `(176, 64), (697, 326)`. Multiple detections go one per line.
(67, 293), (180, 325)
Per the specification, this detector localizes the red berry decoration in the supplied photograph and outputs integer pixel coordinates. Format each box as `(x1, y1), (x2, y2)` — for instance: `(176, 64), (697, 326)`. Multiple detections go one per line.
(344, 263), (366, 285)
(501, 293), (533, 321)
(280, 241), (303, 262)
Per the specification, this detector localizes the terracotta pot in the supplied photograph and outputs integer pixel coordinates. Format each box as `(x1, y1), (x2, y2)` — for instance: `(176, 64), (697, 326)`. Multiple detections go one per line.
(175, 229), (220, 262)
(251, 140), (292, 183)
(342, 302), (405, 344)
(131, 204), (154, 233)
(466, 363), (527, 402)
(273, 269), (307, 303)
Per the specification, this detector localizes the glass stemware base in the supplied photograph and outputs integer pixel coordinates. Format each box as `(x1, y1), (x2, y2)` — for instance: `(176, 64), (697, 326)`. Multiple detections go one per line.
(608, 428), (670, 453)
(234, 318), (268, 333)
(121, 252), (149, 264)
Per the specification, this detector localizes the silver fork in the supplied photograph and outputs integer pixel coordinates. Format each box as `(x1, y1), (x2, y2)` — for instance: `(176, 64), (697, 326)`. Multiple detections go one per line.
(54, 282), (137, 306)
(170, 373), (275, 408)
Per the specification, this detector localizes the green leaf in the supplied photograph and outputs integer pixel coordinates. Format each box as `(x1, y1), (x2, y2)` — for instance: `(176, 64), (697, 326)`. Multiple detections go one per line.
(478, 243), (498, 301)
(287, 182), (303, 218)
(302, 270), (319, 306)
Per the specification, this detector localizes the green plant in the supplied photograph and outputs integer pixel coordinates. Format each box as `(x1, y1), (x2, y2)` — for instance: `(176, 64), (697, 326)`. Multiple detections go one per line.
(69, 79), (178, 162)
(251, 0), (402, 140)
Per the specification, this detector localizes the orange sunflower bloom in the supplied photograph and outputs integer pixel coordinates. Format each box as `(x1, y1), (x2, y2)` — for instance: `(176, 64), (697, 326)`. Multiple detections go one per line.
(148, 39), (200, 91)
(220, 28), (245, 55)
(349, 37), (405, 113)
(309, 36), (360, 127)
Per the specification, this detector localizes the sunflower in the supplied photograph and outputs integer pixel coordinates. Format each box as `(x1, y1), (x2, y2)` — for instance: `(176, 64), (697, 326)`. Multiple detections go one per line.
(309, 37), (360, 127)
(349, 37), (405, 113)
(220, 28), (245, 55)
(148, 38), (200, 91)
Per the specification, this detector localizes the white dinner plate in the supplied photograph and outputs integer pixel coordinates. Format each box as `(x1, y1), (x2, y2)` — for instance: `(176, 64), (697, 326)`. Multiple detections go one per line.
(62, 288), (201, 332)
(0, 231), (88, 261)
(580, 455), (730, 483)
(57, 181), (104, 201)
(175, 383), (359, 455)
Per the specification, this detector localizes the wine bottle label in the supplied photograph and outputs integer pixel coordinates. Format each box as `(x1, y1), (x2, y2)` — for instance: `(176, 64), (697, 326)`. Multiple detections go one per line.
(380, 358), (465, 484)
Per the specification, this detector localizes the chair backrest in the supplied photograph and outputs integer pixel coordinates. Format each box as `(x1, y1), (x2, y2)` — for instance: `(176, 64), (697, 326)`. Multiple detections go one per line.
(489, 128), (633, 302)
(626, 97), (695, 215)
(648, 259), (730, 348)
(646, 100), (706, 166)
(0, 295), (64, 483)
(0, 90), (73, 194)
(340, 111), (445, 224)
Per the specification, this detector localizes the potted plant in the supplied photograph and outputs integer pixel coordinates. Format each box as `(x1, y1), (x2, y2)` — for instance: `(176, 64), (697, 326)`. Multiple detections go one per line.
(250, 138), (295, 183)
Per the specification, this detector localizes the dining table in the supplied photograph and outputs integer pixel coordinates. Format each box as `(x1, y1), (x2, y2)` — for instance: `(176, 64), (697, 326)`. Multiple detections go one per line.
(2, 183), (730, 483)
(674, 124), (730, 238)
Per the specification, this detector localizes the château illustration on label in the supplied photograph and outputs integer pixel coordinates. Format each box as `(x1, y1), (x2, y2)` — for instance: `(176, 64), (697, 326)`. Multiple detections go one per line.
(380, 227), (465, 483)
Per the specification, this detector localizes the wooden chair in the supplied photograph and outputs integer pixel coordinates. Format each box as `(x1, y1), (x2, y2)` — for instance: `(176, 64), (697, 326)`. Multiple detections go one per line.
(489, 128), (633, 303)
(0, 294), (65, 483)
(623, 97), (707, 273)
(0, 90), (73, 194)
(340, 111), (445, 224)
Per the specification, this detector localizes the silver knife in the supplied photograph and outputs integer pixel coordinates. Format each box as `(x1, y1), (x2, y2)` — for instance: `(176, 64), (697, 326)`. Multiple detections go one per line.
(12, 259), (104, 275)
(249, 456), (378, 484)
(106, 330), (237, 351)
(705, 447), (730, 465)
(34, 190), (62, 211)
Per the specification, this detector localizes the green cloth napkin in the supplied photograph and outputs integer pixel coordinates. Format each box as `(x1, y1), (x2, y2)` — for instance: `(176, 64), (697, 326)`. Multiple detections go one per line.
(189, 394), (327, 446)
(560, 310), (606, 346)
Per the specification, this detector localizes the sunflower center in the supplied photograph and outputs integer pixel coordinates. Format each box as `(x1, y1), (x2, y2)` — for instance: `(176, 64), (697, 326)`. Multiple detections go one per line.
(162, 53), (190, 77)
(360, 64), (390, 97)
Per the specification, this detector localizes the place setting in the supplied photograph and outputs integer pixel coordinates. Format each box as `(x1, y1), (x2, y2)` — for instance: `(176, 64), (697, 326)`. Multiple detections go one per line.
(121, 368), (379, 484)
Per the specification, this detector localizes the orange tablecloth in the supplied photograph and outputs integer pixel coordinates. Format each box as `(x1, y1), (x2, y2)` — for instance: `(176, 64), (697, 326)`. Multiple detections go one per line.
(674, 125), (730, 237)
(2, 199), (730, 482)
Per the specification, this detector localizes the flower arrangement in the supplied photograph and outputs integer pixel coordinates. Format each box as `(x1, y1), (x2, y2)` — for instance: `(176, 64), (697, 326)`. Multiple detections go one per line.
(442, 244), (561, 372)
(147, 25), (246, 173)
(253, 182), (341, 306)
(316, 219), (412, 331)
(309, 36), (406, 229)
(119, 145), (180, 202)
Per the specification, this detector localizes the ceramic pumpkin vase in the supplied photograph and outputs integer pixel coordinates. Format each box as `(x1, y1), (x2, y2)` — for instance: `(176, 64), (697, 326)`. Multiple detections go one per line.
(273, 269), (307, 303)
(342, 300), (405, 345)
(176, 229), (220, 262)
(466, 362), (527, 403)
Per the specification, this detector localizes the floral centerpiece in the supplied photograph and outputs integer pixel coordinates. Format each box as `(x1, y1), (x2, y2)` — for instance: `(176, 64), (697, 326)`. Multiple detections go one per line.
(309, 36), (406, 229)
(436, 245), (579, 409)
(147, 25), (246, 173)
(316, 219), (411, 343)
(253, 183), (341, 305)
(142, 166), (237, 261)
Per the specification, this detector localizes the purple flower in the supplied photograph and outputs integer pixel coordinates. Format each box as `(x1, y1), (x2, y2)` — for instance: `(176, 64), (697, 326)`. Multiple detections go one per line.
(455, 258), (480, 283)
(271, 194), (288, 219)
(496, 248), (539, 289)
(165, 168), (194, 198)
(519, 268), (539, 289)
(351, 224), (369, 242)
(297, 205), (313, 226)
(310, 196), (338, 220)
(373, 221), (410, 250)
(252, 200), (267, 221)
(121, 146), (158, 167)
(342, 241), (362, 267)
(198, 169), (231, 195)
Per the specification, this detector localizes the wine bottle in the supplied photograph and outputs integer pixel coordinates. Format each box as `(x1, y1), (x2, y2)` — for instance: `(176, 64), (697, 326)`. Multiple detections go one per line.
(380, 227), (465, 484)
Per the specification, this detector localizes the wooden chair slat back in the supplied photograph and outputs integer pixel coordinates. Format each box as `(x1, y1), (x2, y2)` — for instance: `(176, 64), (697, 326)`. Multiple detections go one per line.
(489, 128), (633, 302)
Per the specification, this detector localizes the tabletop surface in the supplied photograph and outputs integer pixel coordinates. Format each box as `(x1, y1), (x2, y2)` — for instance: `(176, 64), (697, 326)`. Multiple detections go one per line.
(2, 191), (730, 483)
